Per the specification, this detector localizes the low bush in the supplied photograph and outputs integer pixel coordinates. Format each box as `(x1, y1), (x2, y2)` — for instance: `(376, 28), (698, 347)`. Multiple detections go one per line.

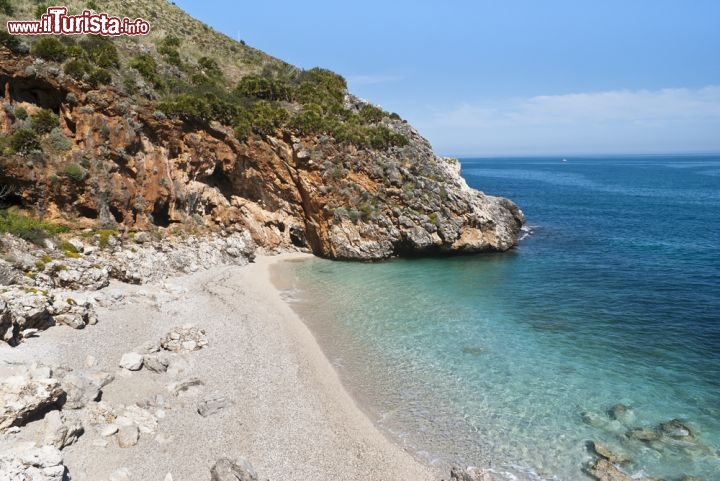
(14, 106), (28, 120)
(80, 36), (119, 69)
(32, 37), (67, 62)
(10, 128), (41, 153)
(0, 210), (69, 246)
(0, 31), (23, 53)
(61, 163), (87, 182)
(30, 109), (59, 134)
(49, 127), (72, 151)
(235, 75), (291, 101)
(0, 0), (13, 15)
(157, 94), (212, 123)
(129, 54), (163, 89)
(358, 104), (385, 124)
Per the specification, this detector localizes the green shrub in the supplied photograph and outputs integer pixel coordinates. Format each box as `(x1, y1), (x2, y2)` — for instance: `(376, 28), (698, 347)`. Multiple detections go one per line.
(61, 163), (87, 182)
(65, 44), (87, 60)
(293, 67), (347, 113)
(162, 35), (181, 48)
(96, 229), (118, 248)
(235, 75), (291, 101)
(32, 37), (67, 62)
(30, 109), (59, 134)
(64, 59), (91, 79)
(129, 54), (163, 89)
(198, 57), (222, 78)
(88, 68), (112, 85)
(288, 103), (329, 135)
(157, 94), (212, 123)
(58, 240), (78, 254)
(358, 104), (385, 124)
(0, 0), (14, 15)
(80, 36), (119, 69)
(49, 127), (72, 151)
(10, 128), (41, 153)
(35, 3), (49, 19)
(0, 210), (69, 246)
(14, 106), (28, 120)
(0, 31), (23, 52)
(158, 44), (182, 66)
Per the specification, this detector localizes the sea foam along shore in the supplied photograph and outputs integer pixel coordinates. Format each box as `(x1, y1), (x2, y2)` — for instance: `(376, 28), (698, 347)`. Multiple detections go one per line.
(1, 253), (438, 481)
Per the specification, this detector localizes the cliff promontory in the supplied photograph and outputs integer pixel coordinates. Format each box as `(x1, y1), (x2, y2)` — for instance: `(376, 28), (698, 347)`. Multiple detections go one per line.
(1, 1), (523, 260)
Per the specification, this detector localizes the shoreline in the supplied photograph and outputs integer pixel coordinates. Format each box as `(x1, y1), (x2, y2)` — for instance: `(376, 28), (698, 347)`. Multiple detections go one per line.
(1, 253), (439, 481)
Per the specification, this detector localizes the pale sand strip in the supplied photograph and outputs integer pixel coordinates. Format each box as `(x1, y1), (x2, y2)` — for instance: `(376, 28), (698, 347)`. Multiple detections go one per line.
(1, 253), (438, 481)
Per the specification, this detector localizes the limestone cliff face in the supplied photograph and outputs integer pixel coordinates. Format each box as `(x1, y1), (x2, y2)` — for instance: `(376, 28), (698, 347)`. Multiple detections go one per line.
(0, 49), (524, 260)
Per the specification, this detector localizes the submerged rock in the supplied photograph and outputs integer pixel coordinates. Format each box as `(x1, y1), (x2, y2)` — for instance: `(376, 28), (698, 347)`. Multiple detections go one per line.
(659, 419), (695, 440)
(449, 466), (506, 481)
(587, 441), (631, 465)
(608, 404), (634, 424)
(585, 458), (662, 481)
(626, 427), (661, 442)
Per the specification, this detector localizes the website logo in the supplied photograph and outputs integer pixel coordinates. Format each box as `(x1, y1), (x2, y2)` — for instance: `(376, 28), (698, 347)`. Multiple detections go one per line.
(6, 6), (151, 36)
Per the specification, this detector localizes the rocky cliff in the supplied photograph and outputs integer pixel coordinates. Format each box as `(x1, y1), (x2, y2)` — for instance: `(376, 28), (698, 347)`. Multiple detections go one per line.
(0, 2), (523, 260)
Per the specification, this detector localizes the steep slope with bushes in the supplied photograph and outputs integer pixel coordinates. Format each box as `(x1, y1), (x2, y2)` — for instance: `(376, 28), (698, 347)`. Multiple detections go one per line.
(0, 0), (523, 259)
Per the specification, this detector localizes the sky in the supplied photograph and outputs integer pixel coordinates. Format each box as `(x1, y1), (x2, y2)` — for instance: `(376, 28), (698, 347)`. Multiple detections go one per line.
(173, 0), (720, 156)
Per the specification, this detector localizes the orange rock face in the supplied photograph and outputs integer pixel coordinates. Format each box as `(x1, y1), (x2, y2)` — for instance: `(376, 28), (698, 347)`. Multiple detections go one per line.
(0, 49), (524, 259)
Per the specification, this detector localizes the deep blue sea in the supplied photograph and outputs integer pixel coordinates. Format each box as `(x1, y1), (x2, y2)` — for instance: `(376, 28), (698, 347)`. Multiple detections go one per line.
(276, 155), (720, 481)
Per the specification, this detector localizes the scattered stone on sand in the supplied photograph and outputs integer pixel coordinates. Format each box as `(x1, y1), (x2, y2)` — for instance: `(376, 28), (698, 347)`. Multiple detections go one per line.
(117, 424), (140, 448)
(59, 372), (102, 409)
(43, 410), (84, 449)
(0, 443), (65, 481)
(198, 395), (231, 417)
(0, 375), (64, 430)
(160, 325), (208, 353)
(119, 352), (144, 371)
(109, 467), (132, 481)
(143, 353), (170, 374)
(84, 355), (97, 368)
(121, 404), (158, 434)
(210, 457), (258, 481)
(168, 378), (204, 397)
(100, 423), (119, 437)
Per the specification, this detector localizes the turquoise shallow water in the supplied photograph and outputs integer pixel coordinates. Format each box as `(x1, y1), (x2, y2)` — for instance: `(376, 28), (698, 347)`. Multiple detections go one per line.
(277, 155), (720, 481)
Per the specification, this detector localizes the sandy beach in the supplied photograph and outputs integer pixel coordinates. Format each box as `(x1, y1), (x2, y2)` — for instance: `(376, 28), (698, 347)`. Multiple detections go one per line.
(1, 253), (438, 481)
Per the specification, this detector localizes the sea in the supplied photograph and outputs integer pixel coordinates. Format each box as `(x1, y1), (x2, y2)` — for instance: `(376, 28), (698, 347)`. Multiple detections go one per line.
(274, 154), (720, 481)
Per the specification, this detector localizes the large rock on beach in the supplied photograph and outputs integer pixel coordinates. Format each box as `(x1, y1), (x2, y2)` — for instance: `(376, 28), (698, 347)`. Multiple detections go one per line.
(0, 443), (65, 481)
(0, 375), (64, 431)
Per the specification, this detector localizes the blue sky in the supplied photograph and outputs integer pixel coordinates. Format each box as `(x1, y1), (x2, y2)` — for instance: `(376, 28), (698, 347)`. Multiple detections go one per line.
(173, 0), (720, 156)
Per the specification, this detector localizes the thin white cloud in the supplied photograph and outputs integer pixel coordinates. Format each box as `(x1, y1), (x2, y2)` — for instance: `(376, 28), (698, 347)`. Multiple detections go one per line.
(414, 86), (720, 155)
(348, 74), (404, 85)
